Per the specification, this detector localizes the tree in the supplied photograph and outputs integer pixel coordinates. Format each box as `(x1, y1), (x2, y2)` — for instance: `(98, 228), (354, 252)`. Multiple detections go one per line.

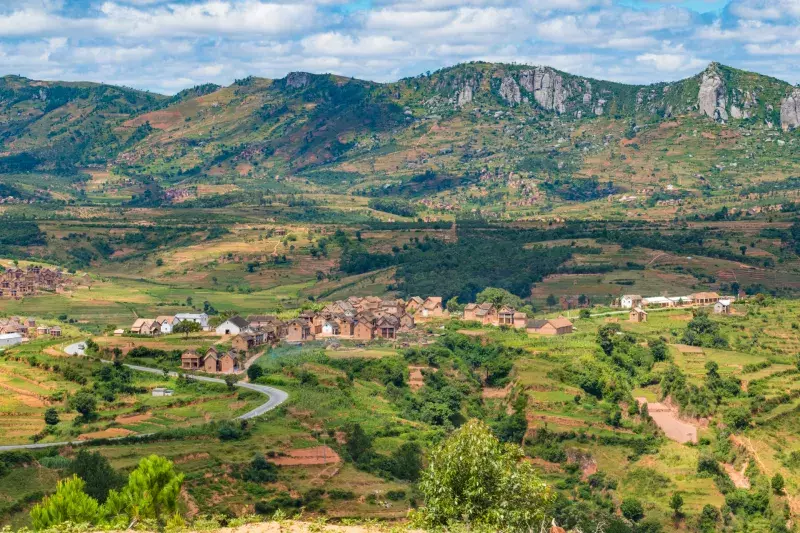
(597, 323), (621, 356)
(621, 498), (644, 522)
(44, 407), (60, 426)
(698, 504), (719, 532)
(740, 245), (747, 256)
(390, 442), (423, 481)
(579, 309), (591, 319)
(772, 473), (785, 494)
(345, 423), (372, 463)
(414, 419), (553, 531)
(30, 475), (100, 529)
(476, 287), (524, 309)
(669, 492), (684, 517)
(69, 450), (125, 503)
(224, 374), (238, 391)
(70, 391), (97, 419)
(546, 294), (557, 308)
(243, 454), (278, 483)
(247, 364), (264, 381)
(724, 406), (752, 430)
(446, 296), (463, 313)
(649, 338), (668, 362)
(102, 455), (184, 526)
(173, 320), (201, 338)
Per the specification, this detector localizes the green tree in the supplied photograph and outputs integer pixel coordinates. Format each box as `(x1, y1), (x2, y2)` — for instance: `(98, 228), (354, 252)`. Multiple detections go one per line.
(390, 442), (423, 481)
(621, 497), (644, 522)
(723, 406), (752, 430)
(546, 294), (558, 309)
(70, 391), (97, 419)
(698, 504), (719, 532)
(103, 455), (184, 526)
(30, 475), (100, 529)
(649, 338), (668, 362)
(247, 364), (264, 381)
(44, 407), (60, 426)
(414, 419), (553, 530)
(173, 320), (201, 338)
(476, 287), (524, 308)
(70, 450), (125, 503)
(597, 323), (622, 356)
(345, 423), (372, 463)
(224, 374), (239, 391)
(669, 492), (684, 517)
(772, 473), (785, 494)
(579, 309), (591, 319)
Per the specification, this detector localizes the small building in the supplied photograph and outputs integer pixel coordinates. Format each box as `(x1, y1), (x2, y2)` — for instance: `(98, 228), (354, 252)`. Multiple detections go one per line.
(285, 319), (314, 343)
(419, 297), (446, 319)
(152, 387), (174, 397)
(49, 326), (61, 337)
(113, 329), (125, 336)
(232, 333), (256, 352)
(175, 313), (210, 330)
(497, 306), (527, 329)
(216, 316), (250, 336)
(527, 317), (574, 336)
(353, 320), (375, 341)
(714, 299), (732, 315)
(203, 348), (241, 373)
(180, 350), (202, 370)
(131, 319), (161, 336)
(405, 296), (424, 313)
(157, 316), (179, 335)
(692, 292), (721, 306)
(464, 302), (497, 325)
(620, 295), (642, 309)
(629, 307), (648, 323)
(642, 296), (673, 308)
(0, 333), (23, 347)
(36, 325), (50, 336)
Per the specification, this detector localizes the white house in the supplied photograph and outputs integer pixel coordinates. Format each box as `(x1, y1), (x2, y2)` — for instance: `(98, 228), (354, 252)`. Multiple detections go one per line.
(620, 295), (642, 309)
(0, 333), (23, 347)
(714, 299), (732, 315)
(215, 316), (249, 336)
(152, 387), (174, 397)
(156, 316), (179, 334)
(642, 296), (673, 308)
(175, 313), (210, 331)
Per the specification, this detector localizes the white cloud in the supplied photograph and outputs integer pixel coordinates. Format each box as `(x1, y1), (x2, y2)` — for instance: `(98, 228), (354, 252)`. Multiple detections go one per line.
(745, 41), (800, 55)
(636, 52), (708, 72)
(301, 32), (412, 57)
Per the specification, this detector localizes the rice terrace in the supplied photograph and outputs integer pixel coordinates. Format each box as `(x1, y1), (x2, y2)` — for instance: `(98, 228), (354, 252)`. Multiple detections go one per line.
(2, 5), (800, 530)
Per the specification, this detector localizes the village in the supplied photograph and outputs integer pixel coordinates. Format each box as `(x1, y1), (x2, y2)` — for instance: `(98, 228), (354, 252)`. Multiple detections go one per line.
(0, 265), (79, 299)
(119, 296), (579, 375)
(620, 291), (734, 323)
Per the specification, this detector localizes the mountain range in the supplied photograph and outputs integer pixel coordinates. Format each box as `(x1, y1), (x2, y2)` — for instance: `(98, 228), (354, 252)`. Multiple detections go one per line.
(0, 61), (798, 185)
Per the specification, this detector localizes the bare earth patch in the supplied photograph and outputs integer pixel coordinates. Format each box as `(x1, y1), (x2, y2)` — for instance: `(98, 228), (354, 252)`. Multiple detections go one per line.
(673, 344), (705, 354)
(115, 412), (152, 424)
(723, 462), (751, 489)
(636, 398), (698, 444)
(78, 428), (135, 440)
(270, 446), (341, 466)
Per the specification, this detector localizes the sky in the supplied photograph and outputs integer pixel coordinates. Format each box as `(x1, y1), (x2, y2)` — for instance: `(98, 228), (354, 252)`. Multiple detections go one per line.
(0, 0), (798, 94)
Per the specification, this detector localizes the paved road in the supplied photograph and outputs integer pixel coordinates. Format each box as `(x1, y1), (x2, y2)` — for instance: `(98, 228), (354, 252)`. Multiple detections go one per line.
(0, 342), (288, 451)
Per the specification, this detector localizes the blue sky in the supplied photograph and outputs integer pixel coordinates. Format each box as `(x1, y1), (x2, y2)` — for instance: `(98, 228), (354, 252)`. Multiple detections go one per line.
(0, 0), (798, 94)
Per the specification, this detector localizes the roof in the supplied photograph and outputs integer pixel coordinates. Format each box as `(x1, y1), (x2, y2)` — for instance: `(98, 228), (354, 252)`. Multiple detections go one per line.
(717, 299), (732, 306)
(692, 292), (720, 299)
(408, 296), (424, 304)
(643, 296), (671, 304)
(622, 294), (642, 300)
(423, 297), (443, 309)
(156, 316), (176, 324)
(247, 315), (277, 322)
(527, 319), (548, 329)
(223, 316), (250, 329)
(0, 333), (22, 339)
(175, 313), (208, 320)
(549, 317), (573, 328)
(632, 307), (647, 313)
(181, 350), (200, 359)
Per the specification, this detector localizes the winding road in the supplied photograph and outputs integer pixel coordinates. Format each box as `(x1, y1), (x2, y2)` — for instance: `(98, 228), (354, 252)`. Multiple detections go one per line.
(0, 342), (288, 451)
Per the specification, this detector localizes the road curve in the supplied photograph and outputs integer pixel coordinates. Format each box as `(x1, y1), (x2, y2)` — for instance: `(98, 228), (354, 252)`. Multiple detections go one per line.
(0, 342), (288, 451)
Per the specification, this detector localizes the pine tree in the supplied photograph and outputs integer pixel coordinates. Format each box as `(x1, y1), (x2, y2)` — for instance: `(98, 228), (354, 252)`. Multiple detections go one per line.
(30, 475), (100, 529)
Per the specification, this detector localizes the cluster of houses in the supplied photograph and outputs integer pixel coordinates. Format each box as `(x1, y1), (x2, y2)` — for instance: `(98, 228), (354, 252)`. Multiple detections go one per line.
(463, 302), (574, 335)
(621, 292), (733, 323)
(0, 317), (62, 347)
(0, 265), (74, 299)
(130, 313), (210, 336)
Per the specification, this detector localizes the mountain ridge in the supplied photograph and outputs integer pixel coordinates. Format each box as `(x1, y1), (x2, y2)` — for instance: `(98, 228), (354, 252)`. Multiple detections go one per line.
(0, 61), (798, 178)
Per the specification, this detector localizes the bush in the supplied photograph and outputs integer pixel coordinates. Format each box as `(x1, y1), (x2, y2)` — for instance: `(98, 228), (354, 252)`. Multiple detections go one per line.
(243, 455), (278, 483)
(620, 498), (644, 522)
(386, 490), (406, 501)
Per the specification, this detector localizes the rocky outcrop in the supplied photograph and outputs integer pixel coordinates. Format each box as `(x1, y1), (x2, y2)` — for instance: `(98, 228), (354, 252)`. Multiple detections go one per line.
(456, 82), (474, 107)
(698, 65), (728, 122)
(520, 68), (568, 113)
(499, 76), (521, 105)
(781, 88), (800, 131)
(285, 72), (311, 89)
